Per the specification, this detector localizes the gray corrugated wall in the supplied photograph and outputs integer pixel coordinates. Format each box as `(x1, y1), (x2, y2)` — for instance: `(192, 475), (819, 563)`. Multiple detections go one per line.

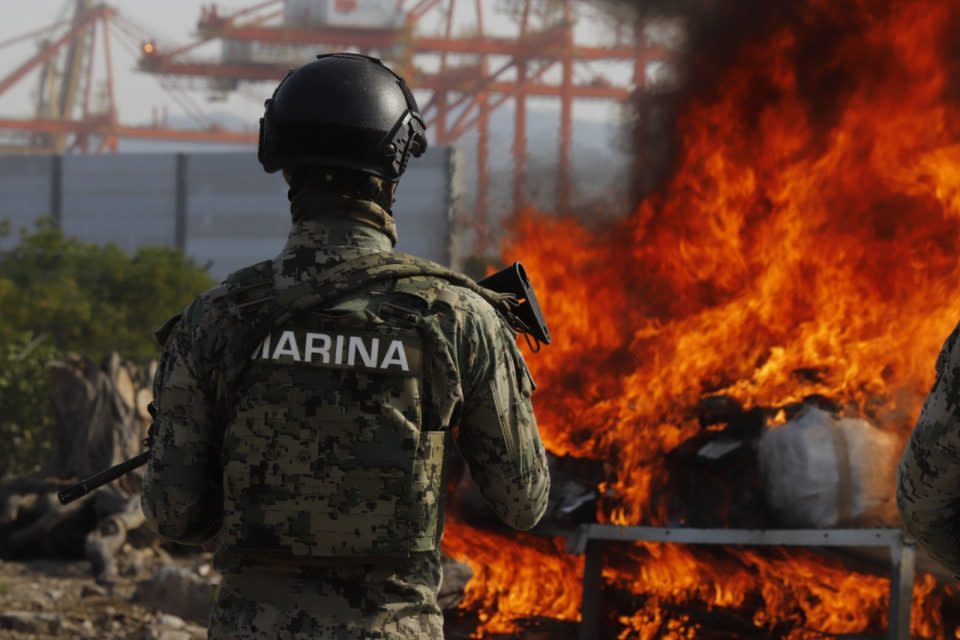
(392, 146), (459, 268)
(0, 148), (457, 277)
(0, 156), (55, 249)
(61, 154), (178, 253)
(184, 152), (290, 277)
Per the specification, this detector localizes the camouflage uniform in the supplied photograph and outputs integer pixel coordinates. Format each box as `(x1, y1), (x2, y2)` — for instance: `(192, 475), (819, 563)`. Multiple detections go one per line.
(141, 187), (550, 639)
(898, 323), (960, 576)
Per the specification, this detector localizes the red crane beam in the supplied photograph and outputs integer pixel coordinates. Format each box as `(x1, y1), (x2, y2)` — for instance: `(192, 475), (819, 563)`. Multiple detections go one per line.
(445, 60), (556, 140)
(407, 0), (443, 22)
(473, 0), (490, 253)
(0, 116), (256, 145)
(434, 0), (457, 144)
(138, 58), (628, 100)
(0, 117), (88, 135)
(81, 19), (98, 120)
(421, 57), (519, 116)
(192, 19), (638, 60)
(116, 125), (255, 144)
(558, 0), (574, 214)
(218, 0), (280, 23)
(0, 20), (70, 52)
(513, 0), (531, 212)
(101, 12), (118, 152)
(405, 30), (637, 59)
(198, 22), (402, 49)
(0, 6), (107, 97)
(139, 58), (282, 81)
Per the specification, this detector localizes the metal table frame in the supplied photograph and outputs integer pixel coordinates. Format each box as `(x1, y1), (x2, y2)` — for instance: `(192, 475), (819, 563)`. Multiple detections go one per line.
(566, 526), (915, 640)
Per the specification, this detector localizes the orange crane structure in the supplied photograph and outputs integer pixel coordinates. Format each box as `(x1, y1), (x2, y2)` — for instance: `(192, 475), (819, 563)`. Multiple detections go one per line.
(0, 0), (256, 154)
(0, 0), (664, 250)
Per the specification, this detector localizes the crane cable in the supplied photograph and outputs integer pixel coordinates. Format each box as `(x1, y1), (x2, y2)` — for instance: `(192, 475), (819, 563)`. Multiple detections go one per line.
(0, 21), (71, 52)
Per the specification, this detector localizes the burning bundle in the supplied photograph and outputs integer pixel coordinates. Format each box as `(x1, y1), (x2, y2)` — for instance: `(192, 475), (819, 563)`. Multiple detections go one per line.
(661, 395), (899, 530)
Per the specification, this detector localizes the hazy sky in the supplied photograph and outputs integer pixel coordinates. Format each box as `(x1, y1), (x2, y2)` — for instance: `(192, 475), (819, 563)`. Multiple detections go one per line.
(0, 1), (634, 132)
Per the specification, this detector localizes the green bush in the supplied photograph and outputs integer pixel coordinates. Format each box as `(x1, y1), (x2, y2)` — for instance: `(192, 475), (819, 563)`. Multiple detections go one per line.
(0, 333), (58, 477)
(0, 219), (215, 360)
(0, 220), (216, 477)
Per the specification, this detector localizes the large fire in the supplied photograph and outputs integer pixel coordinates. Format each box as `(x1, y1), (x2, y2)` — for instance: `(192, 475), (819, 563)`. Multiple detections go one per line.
(442, 0), (960, 637)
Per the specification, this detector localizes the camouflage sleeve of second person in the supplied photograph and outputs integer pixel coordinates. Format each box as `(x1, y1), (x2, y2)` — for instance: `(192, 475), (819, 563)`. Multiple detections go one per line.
(898, 322), (960, 577)
(141, 296), (225, 545)
(444, 287), (550, 531)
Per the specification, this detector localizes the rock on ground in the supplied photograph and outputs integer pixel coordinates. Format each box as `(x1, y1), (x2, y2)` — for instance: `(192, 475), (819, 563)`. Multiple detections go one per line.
(133, 565), (216, 626)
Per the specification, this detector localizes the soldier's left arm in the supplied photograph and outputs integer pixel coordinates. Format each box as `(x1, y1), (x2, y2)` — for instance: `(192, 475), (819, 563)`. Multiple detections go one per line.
(141, 306), (224, 545)
(898, 323), (960, 576)
(453, 302), (550, 531)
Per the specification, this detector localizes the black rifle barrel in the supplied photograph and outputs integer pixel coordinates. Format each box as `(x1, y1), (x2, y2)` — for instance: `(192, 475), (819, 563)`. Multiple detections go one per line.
(57, 451), (151, 505)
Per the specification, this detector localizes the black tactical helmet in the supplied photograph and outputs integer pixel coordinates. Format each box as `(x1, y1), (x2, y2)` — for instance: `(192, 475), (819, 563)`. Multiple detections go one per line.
(258, 53), (427, 181)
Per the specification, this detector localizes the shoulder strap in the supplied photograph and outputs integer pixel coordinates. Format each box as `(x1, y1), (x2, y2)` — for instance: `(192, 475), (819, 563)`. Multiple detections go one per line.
(274, 252), (512, 314)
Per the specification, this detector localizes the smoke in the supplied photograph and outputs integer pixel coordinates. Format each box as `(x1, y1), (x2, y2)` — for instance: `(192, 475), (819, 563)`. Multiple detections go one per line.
(617, 1), (805, 204)
(611, 0), (960, 204)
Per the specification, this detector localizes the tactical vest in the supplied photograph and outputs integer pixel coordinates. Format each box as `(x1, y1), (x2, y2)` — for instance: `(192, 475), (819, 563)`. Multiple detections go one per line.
(208, 252), (512, 559)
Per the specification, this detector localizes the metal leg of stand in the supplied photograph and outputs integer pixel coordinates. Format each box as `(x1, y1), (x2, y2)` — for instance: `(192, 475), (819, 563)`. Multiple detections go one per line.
(887, 538), (916, 640)
(579, 541), (604, 640)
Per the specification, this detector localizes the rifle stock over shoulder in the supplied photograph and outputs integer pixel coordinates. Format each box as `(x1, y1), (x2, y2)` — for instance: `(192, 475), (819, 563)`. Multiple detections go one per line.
(478, 262), (551, 348)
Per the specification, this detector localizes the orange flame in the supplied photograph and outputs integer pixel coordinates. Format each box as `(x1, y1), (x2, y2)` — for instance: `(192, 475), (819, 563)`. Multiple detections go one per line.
(441, 519), (582, 634)
(443, 0), (960, 636)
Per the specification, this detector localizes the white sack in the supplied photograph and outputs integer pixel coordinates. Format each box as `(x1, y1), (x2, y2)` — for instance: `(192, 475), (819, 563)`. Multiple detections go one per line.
(757, 405), (898, 527)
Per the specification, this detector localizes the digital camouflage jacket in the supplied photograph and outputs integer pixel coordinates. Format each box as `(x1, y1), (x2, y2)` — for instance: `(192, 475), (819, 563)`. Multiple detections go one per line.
(898, 322), (960, 577)
(141, 190), (550, 639)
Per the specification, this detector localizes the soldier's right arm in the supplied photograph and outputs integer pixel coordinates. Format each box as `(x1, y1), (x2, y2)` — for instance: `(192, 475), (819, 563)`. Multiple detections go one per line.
(898, 323), (960, 576)
(452, 295), (550, 530)
(141, 297), (224, 545)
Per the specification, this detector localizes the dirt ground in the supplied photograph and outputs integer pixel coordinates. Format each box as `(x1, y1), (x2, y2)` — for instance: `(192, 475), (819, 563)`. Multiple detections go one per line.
(0, 554), (207, 640)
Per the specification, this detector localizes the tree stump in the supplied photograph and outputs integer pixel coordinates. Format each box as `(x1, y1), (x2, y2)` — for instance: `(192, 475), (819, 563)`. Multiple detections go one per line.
(0, 352), (155, 581)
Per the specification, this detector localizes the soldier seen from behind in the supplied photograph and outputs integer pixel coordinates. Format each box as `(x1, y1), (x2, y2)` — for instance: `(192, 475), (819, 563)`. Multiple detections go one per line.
(140, 53), (550, 639)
